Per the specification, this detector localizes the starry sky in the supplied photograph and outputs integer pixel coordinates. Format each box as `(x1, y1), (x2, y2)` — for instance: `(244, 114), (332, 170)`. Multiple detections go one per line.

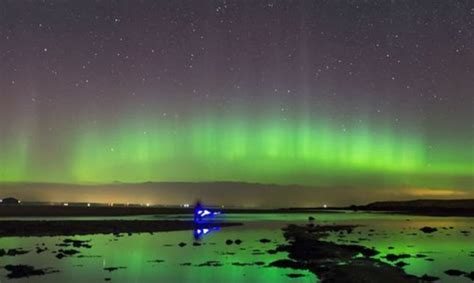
(0, 1), (473, 196)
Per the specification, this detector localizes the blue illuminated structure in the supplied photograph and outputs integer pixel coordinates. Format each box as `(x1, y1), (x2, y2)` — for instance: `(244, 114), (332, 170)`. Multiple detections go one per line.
(193, 201), (221, 223)
(193, 201), (222, 239)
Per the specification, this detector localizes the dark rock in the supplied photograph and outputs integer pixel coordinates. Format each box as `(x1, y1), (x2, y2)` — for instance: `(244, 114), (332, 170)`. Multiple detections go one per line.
(396, 261), (408, 268)
(36, 247), (48, 254)
(0, 248), (29, 257)
(444, 269), (465, 276)
(196, 260), (223, 267)
(63, 238), (92, 248)
(56, 248), (80, 259)
(385, 253), (411, 262)
(420, 227), (437, 233)
(259, 238), (271, 243)
(4, 264), (57, 279)
(104, 266), (127, 272)
(419, 274), (440, 281)
(234, 239), (242, 245)
(359, 247), (379, 257)
(178, 242), (187, 247)
(148, 259), (164, 263)
(465, 272), (474, 280)
(226, 239), (233, 245)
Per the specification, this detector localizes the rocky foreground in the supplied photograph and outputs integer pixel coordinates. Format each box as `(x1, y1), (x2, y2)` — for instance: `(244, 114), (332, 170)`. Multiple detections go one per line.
(269, 224), (440, 282)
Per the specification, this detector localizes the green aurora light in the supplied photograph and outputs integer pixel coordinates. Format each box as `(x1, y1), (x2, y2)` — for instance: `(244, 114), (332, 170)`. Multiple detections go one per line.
(1, 112), (472, 189)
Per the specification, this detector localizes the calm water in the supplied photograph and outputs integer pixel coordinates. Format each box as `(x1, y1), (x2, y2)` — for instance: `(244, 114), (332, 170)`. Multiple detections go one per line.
(0, 212), (473, 282)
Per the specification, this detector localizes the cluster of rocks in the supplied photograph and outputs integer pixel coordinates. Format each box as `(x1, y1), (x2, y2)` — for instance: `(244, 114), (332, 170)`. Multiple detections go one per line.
(267, 224), (442, 282)
(3, 264), (58, 279)
(444, 269), (474, 280)
(0, 248), (29, 257)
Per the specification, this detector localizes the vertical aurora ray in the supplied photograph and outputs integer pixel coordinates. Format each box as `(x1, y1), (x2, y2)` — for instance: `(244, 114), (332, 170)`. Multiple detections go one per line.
(1, 100), (470, 190)
(18, 109), (461, 189)
(0, 133), (30, 182)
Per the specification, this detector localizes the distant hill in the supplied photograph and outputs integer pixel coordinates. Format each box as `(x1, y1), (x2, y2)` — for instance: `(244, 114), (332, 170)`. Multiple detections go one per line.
(1, 181), (473, 208)
(353, 199), (474, 216)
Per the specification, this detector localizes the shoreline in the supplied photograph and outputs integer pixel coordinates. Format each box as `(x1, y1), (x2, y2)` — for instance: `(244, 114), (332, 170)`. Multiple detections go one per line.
(0, 205), (344, 217)
(1, 204), (474, 218)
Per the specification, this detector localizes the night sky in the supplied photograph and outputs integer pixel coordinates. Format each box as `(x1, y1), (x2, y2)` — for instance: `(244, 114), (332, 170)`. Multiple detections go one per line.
(0, 1), (473, 196)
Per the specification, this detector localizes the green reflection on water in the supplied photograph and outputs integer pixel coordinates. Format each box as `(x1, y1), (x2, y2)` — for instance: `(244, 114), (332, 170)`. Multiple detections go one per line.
(0, 213), (473, 283)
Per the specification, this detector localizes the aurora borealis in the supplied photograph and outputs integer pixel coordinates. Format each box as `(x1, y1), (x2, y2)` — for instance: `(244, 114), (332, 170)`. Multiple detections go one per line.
(0, 1), (473, 197)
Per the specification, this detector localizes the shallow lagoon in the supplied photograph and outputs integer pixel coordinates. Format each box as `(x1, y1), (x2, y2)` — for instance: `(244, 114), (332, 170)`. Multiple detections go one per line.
(0, 212), (473, 282)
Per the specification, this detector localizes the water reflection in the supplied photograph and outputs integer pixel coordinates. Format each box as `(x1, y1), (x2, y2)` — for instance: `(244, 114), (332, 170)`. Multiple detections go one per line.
(193, 226), (220, 240)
